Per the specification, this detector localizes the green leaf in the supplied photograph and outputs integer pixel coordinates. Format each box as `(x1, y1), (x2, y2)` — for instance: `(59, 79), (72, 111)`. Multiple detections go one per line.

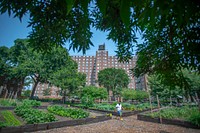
(120, 0), (130, 27)
(80, 0), (90, 13)
(66, 0), (75, 14)
(96, 0), (108, 15)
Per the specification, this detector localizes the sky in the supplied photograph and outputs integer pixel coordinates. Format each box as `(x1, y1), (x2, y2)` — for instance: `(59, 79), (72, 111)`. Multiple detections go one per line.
(0, 12), (142, 56)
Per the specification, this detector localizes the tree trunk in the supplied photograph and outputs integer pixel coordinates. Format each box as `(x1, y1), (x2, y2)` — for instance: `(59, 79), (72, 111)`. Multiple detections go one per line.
(30, 80), (39, 99)
(63, 90), (66, 104)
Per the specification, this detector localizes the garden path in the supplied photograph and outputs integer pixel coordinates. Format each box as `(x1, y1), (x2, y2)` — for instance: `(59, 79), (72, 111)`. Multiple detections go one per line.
(35, 115), (200, 133)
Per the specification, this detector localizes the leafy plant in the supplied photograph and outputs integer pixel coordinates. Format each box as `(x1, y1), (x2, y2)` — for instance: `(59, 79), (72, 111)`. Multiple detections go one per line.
(187, 109), (200, 127)
(21, 99), (41, 106)
(81, 95), (94, 108)
(47, 105), (89, 119)
(0, 110), (22, 127)
(14, 105), (57, 124)
(0, 99), (18, 106)
(93, 104), (115, 111)
(121, 89), (148, 101)
(0, 121), (9, 128)
(146, 106), (200, 126)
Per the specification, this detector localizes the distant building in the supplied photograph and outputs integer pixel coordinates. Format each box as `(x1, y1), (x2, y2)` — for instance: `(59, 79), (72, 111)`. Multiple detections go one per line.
(71, 44), (147, 89)
(34, 44), (147, 98)
(34, 83), (61, 99)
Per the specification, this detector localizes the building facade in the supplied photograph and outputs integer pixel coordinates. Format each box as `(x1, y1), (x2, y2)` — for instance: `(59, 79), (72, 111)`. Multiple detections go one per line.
(34, 44), (147, 98)
(71, 44), (146, 89)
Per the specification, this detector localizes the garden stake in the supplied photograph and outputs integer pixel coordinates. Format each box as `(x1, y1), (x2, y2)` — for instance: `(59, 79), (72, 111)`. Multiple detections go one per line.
(156, 95), (162, 124)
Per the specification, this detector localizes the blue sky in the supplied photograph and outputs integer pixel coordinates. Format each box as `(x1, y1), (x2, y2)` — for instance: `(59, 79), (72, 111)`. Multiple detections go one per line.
(0, 12), (142, 56)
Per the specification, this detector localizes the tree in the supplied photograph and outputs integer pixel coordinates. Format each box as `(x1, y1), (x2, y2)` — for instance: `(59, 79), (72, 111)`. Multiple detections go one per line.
(148, 69), (200, 104)
(121, 89), (148, 101)
(98, 68), (129, 97)
(50, 66), (86, 103)
(0, 45), (25, 98)
(0, 0), (199, 85)
(0, 46), (10, 87)
(81, 86), (108, 100)
(80, 86), (108, 107)
(9, 39), (77, 99)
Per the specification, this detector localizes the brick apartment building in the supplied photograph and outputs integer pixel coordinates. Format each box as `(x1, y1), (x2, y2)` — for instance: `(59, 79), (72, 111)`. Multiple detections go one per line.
(34, 44), (147, 98)
(71, 44), (146, 89)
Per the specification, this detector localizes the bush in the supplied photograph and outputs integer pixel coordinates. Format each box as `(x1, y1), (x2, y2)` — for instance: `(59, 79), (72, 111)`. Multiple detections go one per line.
(121, 89), (148, 101)
(81, 95), (94, 108)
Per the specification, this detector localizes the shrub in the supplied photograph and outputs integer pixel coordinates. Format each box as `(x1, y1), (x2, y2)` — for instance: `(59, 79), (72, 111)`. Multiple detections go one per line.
(121, 89), (148, 101)
(81, 95), (94, 108)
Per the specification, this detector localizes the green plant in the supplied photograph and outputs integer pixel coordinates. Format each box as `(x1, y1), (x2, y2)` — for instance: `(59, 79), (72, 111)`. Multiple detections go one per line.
(47, 105), (89, 119)
(146, 106), (200, 126)
(1, 110), (22, 127)
(0, 121), (9, 128)
(0, 99), (18, 106)
(21, 99), (41, 106)
(93, 104), (115, 111)
(121, 103), (135, 111)
(14, 105), (57, 124)
(81, 95), (94, 108)
(187, 108), (200, 126)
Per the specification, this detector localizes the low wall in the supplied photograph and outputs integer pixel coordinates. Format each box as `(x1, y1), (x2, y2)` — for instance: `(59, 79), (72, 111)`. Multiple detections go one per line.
(0, 115), (111, 133)
(137, 114), (200, 129)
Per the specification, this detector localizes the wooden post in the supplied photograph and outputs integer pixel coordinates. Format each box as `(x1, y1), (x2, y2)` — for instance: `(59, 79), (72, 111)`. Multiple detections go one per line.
(156, 95), (162, 124)
(170, 96), (172, 106)
(148, 91), (152, 113)
(195, 92), (200, 112)
(4, 89), (8, 99)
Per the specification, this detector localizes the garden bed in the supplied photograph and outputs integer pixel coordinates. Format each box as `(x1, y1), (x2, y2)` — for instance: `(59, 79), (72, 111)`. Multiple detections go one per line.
(137, 106), (200, 129)
(71, 102), (157, 117)
(0, 115), (111, 133)
(79, 107), (156, 117)
(0, 104), (111, 133)
(137, 114), (200, 129)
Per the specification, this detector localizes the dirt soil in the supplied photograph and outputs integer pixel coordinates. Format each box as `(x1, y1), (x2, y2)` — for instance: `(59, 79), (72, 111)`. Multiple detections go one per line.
(34, 115), (200, 133)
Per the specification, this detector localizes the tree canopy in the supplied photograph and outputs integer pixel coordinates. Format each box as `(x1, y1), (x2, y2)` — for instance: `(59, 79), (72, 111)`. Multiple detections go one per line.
(0, 39), (82, 99)
(0, 0), (199, 80)
(148, 69), (200, 102)
(98, 68), (129, 96)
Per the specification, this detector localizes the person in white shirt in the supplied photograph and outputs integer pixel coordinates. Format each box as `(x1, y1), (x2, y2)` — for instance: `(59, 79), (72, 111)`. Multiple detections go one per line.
(116, 102), (123, 120)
